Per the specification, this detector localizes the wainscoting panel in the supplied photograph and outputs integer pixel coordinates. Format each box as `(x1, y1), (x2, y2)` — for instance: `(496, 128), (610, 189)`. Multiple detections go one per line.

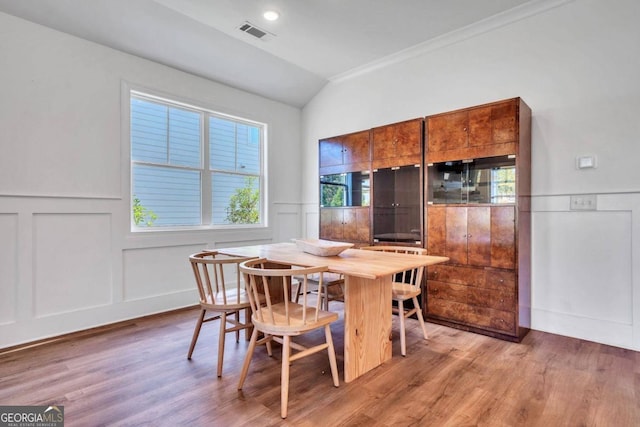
(33, 213), (113, 317)
(531, 193), (638, 350)
(0, 214), (18, 325)
(122, 244), (203, 302)
(301, 203), (319, 239)
(273, 202), (302, 242)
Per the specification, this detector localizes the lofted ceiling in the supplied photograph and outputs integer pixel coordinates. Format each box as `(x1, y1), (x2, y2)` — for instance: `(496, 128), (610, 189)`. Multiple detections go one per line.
(0, 0), (539, 107)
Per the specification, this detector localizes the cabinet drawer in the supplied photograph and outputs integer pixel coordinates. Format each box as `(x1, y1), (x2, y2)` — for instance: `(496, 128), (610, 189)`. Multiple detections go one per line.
(484, 269), (515, 291)
(427, 298), (516, 334)
(428, 265), (515, 291)
(427, 280), (466, 304)
(467, 305), (515, 334)
(467, 286), (515, 311)
(427, 298), (468, 324)
(429, 279), (515, 311)
(427, 264), (484, 287)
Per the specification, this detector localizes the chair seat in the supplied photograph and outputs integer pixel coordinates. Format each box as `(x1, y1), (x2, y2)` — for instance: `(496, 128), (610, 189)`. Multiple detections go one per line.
(392, 281), (422, 300)
(203, 290), (267, 310)
(253, 302), (339, 335)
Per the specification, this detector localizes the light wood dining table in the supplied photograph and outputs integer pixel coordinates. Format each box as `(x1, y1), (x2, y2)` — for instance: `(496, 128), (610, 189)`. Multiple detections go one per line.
(219, 242), (448, 382)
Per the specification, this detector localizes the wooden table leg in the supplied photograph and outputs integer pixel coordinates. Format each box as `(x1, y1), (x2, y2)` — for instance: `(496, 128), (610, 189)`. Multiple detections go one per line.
(342, 274), (392, 383)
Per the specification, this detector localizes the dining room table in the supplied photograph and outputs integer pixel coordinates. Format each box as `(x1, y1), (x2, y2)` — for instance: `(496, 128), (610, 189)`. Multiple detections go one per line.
(219, 241), (449, 383)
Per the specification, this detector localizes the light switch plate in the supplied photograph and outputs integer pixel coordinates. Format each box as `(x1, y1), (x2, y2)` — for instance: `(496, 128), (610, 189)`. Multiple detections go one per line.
(570, 194), (597, 210)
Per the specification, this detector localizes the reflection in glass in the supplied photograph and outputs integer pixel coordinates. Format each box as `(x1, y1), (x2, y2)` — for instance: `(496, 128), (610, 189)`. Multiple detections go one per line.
(428, 155), (516, 204)
(320, 171), (370, 207)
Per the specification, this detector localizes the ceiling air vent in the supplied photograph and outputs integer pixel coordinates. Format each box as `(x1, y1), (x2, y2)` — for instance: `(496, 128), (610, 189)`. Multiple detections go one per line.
(238, 21), (274, 41)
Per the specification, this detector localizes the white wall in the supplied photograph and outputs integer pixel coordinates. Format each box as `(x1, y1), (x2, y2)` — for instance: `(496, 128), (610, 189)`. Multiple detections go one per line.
(301, 0), (640, 350)
(0, 12), (303, 348)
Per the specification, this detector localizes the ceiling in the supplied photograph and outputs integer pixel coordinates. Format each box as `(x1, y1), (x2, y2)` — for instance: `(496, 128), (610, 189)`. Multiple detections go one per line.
(0, 0), (535, 107)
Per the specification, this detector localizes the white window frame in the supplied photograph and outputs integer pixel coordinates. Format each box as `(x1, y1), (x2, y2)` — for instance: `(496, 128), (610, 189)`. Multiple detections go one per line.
(129, 89), (267, 232)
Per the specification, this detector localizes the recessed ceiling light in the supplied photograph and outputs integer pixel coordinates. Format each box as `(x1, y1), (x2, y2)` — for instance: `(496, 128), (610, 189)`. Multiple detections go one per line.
(263, 10), (280, 21)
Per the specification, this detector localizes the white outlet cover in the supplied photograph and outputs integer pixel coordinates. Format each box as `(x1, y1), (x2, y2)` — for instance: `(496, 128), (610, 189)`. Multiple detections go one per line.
(577, 155), (596, 169)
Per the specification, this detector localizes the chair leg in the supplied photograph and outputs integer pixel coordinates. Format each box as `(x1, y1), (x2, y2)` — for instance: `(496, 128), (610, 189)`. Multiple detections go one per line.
(324, 325), (339, 387)
(217, 312), (227, 377)
(322, 287), (329, 311)
(398, 300), (407, 356)
(244, 307), (252, 341)
(281, 335), (291, 419)
(234, 310), (240, 343)
(238, 327), (259, 390)
(413, 296), (428, 340)
(187, 308), (206, 359)
(293, 281), (301, 303)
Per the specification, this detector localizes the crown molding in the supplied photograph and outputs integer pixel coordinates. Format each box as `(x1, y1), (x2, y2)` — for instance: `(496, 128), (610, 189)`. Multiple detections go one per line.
(329, 0), (575, 83)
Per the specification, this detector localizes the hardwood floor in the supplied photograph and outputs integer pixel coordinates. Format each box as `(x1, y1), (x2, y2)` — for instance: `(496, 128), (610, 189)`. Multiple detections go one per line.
(1, 305), (638, 426)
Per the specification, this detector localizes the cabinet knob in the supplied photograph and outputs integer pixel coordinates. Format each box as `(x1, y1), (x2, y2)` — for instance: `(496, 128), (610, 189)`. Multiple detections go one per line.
(499, 279), (504, 283)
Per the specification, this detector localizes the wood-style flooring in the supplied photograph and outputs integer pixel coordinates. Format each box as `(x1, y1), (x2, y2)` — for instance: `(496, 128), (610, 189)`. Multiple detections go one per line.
(1, 305), (638, 426)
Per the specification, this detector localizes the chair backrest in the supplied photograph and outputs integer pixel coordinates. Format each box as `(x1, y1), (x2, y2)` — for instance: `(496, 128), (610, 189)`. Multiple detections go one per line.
(360, 246), (427, 286)
(240, 258), (330, 330)
(189, 251), (256, 308)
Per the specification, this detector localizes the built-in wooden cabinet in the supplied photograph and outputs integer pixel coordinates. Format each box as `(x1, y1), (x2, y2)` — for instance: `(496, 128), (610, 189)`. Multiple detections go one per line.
(317, 97), (531, 342)
(372, 118), (422, 169)
(424, 97), (531, 342)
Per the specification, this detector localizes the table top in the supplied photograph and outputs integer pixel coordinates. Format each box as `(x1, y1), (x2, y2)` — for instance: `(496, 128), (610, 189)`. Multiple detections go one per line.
(218, 242), (448, 280)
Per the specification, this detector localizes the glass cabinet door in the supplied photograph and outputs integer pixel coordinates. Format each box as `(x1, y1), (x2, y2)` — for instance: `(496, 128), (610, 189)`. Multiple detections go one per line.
(427, 155), (515, 205)
(373, 165), (421, 243)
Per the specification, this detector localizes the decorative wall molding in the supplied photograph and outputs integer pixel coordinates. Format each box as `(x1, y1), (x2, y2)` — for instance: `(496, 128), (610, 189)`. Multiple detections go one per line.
(330, 0), (576, 83)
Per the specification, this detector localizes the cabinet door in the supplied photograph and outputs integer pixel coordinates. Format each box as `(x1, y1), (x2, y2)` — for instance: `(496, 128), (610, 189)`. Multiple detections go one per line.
(427, 111), (468, 153)
(342, 131), (370, 165)
(373, 119), (421, 161)
(372, 168), (395, 237)
(319, 138), (344, 168)
(490, 205), (515, 269)
(427, 206), (446, 256)
(372, 125), (396, 160)
(320, 208), (344, 240)
(445, 206), (468, 265)
(355, 208), (371, 242)
(467, 106), (492, 147)
(394, 166), (421, 237)
(394, 120), (422, 158)
(468, 100), (517, 148)
(491, 100), (517, 144)
(467, 207), (491, 267)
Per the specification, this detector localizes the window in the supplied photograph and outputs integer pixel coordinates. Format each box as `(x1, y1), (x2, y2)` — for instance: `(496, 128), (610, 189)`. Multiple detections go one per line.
(130, 92), (265, 229)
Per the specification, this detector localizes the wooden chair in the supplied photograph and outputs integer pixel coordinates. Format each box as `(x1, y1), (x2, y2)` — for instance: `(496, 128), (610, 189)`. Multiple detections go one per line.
(238, 258), (340, 419)
(187, 251), (263, 377)
(360, 246), (429, 356)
